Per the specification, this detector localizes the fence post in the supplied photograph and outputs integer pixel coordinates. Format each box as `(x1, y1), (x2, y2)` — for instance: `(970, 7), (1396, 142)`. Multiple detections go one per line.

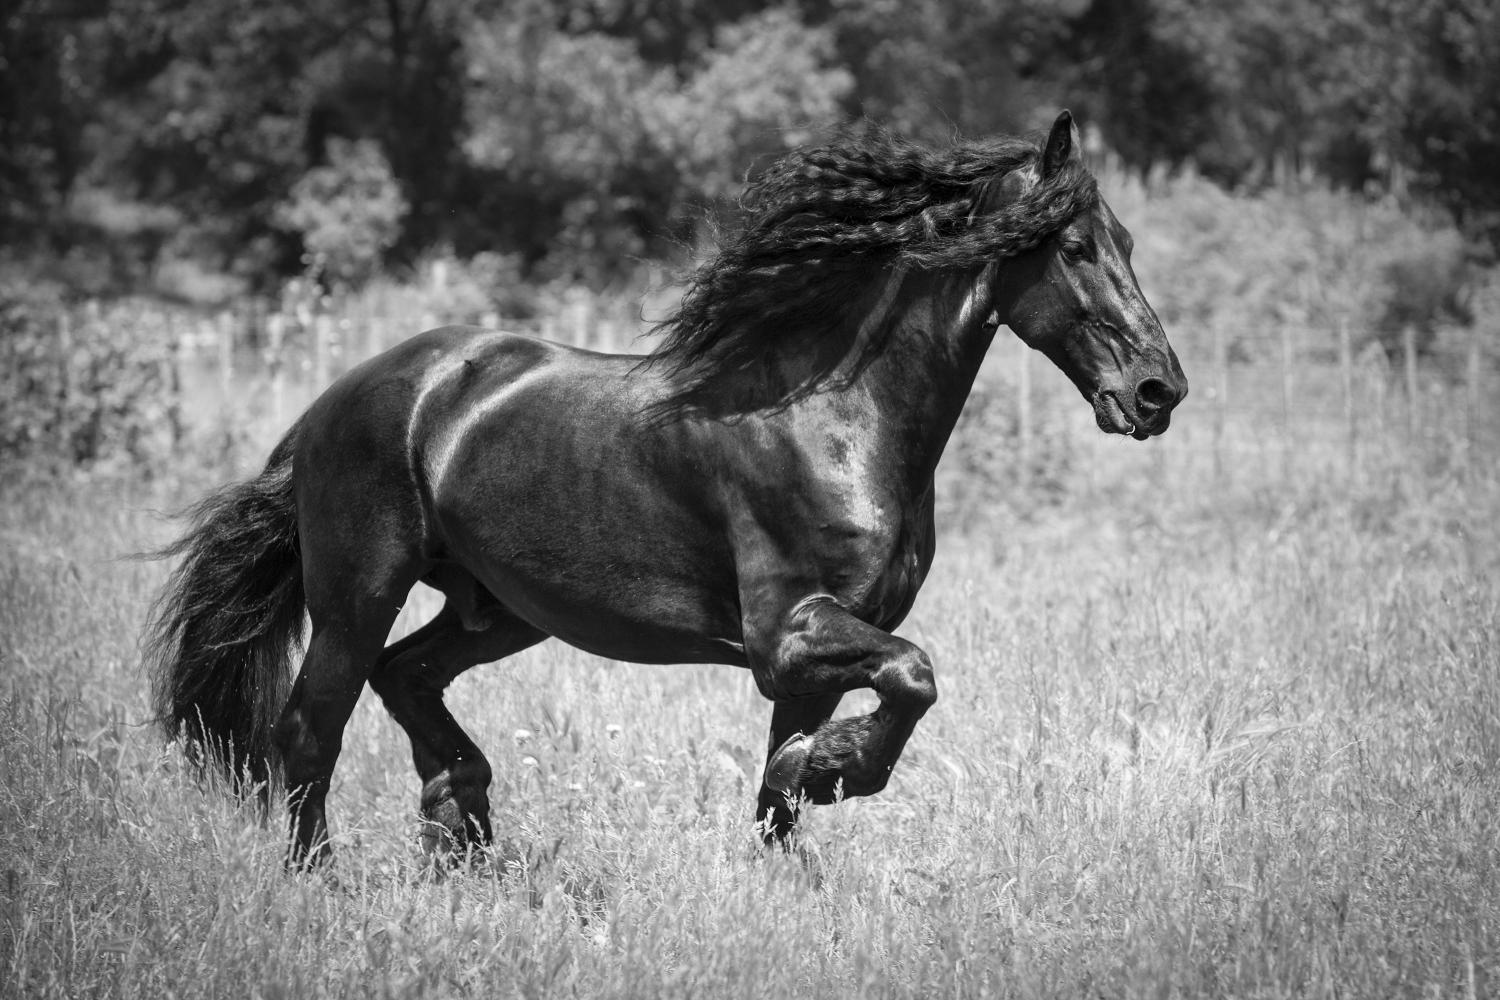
(369, 315), (385, 359)
(1280, 322), (1294, 480)
(1279, 324), (1294, 428)
(163, 311), (185, 448)
(247, 295), (263, 351)
(1467, 324), (1482, 458)
(1339, 319), (1355, 479)
(571, 295), (592, 349)
(57, 312), (74, 458)
(1211, 323), (1227, 483)
(1400, 325), (1418, 440)
(217, 310), (234, 394)
(266, 312), (286, 429)
(312, 313), (332, 388)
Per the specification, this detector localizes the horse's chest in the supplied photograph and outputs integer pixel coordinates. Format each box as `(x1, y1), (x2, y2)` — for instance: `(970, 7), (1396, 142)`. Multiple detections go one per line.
(815, 495), (934, 631)
(864, 510), (934, 630)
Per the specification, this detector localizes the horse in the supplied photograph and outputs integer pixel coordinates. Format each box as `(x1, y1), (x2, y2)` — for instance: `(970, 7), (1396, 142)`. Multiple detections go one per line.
(145, 111), (1186, 868)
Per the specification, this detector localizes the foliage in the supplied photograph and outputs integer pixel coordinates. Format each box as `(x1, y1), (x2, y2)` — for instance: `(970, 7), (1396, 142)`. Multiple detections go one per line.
(941, 360), (1076, 526)
(672, 8), (854, 198)
(462, 4), (851, 277)
(1391, 0), (1500, 250)
(275, 138), (408, 287)
(0, 284), (180, 474)
(1096, 160), (1481, 360)
(461, 14), (682, 271)
(0, 0), (88, 239)
(5, 0), (1496, 291)
(829, 0), (1087, 142)
(345, 250), (536, 326)
(1373, 228), (1473, 356)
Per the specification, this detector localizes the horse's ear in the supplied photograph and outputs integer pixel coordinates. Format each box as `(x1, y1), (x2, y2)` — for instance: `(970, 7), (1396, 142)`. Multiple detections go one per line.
(1042, 110), (1081, 177)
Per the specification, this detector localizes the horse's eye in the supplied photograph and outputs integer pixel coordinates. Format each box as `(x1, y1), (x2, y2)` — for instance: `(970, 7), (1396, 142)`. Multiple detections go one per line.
(1061, 242), (1092, 263)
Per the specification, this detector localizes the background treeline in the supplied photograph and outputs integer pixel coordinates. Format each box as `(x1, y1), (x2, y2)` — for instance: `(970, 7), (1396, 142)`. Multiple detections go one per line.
(2, 0), (1497, 299)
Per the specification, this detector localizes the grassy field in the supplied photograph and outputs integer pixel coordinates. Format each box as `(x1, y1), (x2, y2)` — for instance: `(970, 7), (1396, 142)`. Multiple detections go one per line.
(3, 347), (1498, 998)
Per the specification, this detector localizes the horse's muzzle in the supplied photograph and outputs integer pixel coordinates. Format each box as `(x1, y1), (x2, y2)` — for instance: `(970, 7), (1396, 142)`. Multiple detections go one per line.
(1092, 374), (1186, 439)
(1132, 374), (1186, 437)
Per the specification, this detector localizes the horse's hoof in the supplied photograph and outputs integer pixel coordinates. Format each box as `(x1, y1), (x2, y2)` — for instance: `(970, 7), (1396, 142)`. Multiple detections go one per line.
(765, 732), (811, 794)
(419, 819), (455, 858)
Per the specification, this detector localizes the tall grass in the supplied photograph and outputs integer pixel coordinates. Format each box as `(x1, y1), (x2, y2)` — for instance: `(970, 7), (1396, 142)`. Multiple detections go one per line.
(4, 164), (1498, 997)
(3, 369), (1497, 996)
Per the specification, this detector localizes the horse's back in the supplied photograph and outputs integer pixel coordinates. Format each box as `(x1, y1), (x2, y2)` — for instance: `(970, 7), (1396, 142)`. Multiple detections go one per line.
(299, 326), (746, 664)
(303, 324), (647, 481)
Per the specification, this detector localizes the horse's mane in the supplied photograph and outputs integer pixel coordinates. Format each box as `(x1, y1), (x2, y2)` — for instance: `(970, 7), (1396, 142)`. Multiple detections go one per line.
(645, 122), (1099, 419)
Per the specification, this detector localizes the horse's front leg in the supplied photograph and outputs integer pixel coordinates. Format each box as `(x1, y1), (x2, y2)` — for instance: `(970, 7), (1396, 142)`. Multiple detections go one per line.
(756, 693), (843, 843)
(750, 597), (938, 841)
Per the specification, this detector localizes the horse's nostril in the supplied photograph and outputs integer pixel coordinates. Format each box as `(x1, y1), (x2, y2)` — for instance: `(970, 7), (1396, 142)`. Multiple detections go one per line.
(1135, 377), (1178, 415)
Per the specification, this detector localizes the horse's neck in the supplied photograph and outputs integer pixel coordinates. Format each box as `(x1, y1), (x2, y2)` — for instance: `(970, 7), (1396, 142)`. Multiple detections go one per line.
(850, 266), (999, 490)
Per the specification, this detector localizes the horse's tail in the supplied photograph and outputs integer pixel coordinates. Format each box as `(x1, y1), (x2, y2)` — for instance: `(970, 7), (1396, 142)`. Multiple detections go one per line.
(144, 424), (306, 796)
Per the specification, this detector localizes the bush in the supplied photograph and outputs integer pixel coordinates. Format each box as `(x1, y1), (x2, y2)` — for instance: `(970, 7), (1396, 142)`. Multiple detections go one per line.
(1373, 229), (1472, 358)
(276, 139), (408, 288)
(339, 249), (536, 328)
(939, 358), (1076, 527)
(1100, 160), (1491, 362)
(0, 285), (181, 475)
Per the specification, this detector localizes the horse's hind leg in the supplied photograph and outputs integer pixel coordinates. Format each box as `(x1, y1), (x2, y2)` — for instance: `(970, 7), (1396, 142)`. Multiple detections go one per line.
(277, 581), (411, 869)
(369, 582), (545, 854)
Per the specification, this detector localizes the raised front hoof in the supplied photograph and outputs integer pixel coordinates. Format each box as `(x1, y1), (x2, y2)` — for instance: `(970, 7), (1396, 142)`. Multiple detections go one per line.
(764, 732), (812, 795)
(765, 731), (876, 805)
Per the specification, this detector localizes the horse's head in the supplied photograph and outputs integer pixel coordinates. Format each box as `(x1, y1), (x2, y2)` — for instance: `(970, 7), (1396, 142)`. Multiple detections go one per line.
(993, 112), (1186, 439)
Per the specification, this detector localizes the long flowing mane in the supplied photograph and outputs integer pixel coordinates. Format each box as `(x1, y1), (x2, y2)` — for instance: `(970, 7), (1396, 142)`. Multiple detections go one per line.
(646, 123), (1098, 418)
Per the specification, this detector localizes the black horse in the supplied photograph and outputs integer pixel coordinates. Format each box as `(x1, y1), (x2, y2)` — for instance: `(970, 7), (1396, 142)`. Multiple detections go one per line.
(146, 112), (1185, 867)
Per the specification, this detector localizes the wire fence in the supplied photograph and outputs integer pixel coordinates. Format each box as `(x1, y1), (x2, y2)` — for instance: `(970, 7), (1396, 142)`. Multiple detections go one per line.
(44, 295), (1499, 497)
(156, 292), (646, 432)
(984, 317), (1495, 500)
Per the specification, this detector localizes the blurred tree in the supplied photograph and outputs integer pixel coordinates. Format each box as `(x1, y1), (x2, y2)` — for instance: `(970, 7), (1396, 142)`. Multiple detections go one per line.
(463, 2), (850, 278)
(1391, 0), (1500, 254)
(1060, 0), (1222, 171)
(462, 7), (682, 272)
(514, 0), (769, 68)
(823, 0), (1086, 142)
(94, 0), (321, 273)
(669, 7), (853, 195)
(275, 138), (408, 286)
(3, 0), (1498, 286)
(0, 0), (99, 242)
(28, 0), (468, 283)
